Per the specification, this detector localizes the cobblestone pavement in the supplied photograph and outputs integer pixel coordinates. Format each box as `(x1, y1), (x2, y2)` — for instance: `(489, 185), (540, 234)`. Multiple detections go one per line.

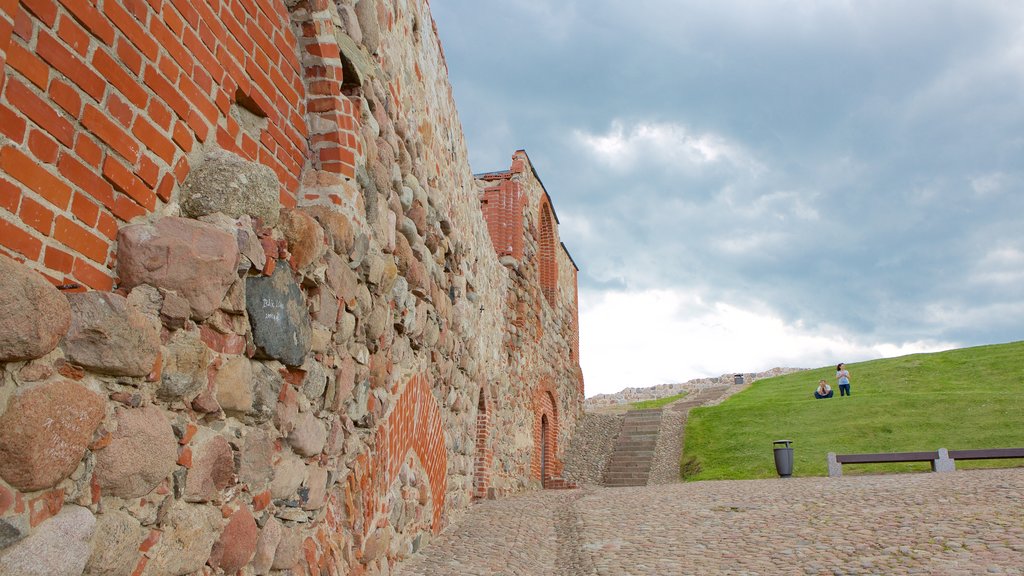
(395, 468), (1024, 575)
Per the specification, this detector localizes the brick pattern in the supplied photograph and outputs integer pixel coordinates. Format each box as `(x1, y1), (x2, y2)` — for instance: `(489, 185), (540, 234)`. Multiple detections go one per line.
(571, 267), (583, 397)
(471, 390), (493, 500)
(480, 175), (525, 259)
(531, 381), (561, 485)
(538, 198), (557, 307)
(372, 374), (447, 534)
(0, 0), (364, 288)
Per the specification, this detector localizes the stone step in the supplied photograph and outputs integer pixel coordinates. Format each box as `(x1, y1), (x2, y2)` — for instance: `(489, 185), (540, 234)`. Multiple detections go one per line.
(606, 475), (647, 483)
(618, 424), (659, 432)
(608, 449), (655, 457)
(605, 473), (650, 481)
(614, 442), (657, 449)
(606, 459), (654, 467)
(607, 466), (653, 473)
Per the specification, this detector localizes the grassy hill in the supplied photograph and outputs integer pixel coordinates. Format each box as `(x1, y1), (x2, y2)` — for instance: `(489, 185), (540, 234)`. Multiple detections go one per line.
(683, 341), (1024, 480)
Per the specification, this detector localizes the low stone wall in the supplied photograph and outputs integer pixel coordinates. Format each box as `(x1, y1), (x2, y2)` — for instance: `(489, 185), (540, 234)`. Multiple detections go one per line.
(561, 413), (623, 486)
(586, 368), (805, 410)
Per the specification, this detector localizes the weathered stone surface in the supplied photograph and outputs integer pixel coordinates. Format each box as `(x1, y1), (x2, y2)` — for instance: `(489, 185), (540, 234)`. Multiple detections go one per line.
(306, 205), (356, 257)
(159, 328), (211, 401)
(270, 452), (306, 499)
(94, 406), (178, 499)
(141, 501), (220, 576)
(363, 526), (392, 562)
(354, 0), (380, 53)
(185, 434), (234, 502)
(0, 380), (105, 492)
(273, 381), (299, 436)
(239, 428), (275, 487)
(271, 524), (304, 570)
(310, 285), (340, 327)
(179, 148), (281, 227)
(0, 505), (94, 576)
(83, 510), (143, 576)
(62, 292), (160, 377)
(301, 361), (328, 404)
(335, 31), (375, 87)
(251, 361), (284, 425)
(159, 289), (191, 330)
(117, 217), (240, 321)
(280, 208), (325, 270)
(0, 516), (28, 550)
(301, 465), (329, 510)
(208, 507), (257, 573)
(214, 355), (254, 414)
(287, 411), (327, 457)
(252, 516), (282, 575)
(246, 263), (312, 366)
(0, 255), (71, 362)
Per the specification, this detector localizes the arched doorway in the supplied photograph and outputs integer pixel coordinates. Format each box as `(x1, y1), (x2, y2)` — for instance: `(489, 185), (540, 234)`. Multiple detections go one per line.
(540, 414), (549, 487)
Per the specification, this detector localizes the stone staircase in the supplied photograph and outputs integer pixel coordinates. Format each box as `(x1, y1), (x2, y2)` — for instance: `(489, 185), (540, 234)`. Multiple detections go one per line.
(602, 408), (663, 487)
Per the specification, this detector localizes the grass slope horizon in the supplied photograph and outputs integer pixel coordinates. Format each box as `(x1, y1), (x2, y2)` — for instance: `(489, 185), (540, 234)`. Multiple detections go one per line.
(684, 340), (1024, 480)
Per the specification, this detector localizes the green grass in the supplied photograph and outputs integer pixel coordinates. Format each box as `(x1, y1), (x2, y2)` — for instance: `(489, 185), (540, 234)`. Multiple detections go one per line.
(683, 341), (1024, 480)
(629, 391), (688, 410)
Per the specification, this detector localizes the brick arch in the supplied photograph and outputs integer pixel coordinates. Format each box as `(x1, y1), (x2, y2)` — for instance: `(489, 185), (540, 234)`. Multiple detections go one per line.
(471, 384), (495, 500)
(371, 374), (448, 534)
(531, 379), (560, 485)
(538, 199), (557, 306)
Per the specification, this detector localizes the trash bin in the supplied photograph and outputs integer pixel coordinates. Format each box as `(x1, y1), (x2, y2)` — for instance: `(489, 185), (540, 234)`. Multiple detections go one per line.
(773, 440), (793, 477)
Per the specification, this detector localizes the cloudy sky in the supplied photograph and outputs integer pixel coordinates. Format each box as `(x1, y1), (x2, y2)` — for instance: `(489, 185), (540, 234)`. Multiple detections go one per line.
(430, 1), (1024, 397)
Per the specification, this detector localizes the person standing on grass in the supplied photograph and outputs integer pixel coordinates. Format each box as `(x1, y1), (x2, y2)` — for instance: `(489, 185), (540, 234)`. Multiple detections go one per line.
(836, 363), (851, 396)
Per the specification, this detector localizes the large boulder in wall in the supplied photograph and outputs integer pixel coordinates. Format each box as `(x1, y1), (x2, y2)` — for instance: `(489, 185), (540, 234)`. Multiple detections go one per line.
(117, 217), (239, 321)
(0, 380), (105, 492)
(92, 405), (178, 499)
(0, 505), (95, 576)
(179, 148), (281, 227)
(62, 292), (160, 377)
(245, 263), (311, 366)
(0, 255), (71, 362)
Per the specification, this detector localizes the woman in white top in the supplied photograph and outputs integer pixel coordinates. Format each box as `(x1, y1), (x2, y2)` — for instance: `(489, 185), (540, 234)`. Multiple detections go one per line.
(836, 363), (851, 396)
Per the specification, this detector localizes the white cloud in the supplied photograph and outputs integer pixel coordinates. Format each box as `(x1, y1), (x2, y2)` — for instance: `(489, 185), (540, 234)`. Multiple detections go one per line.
(573, 120), (763, 175)
(578, 288), (957, 397)
(969, 245), (1024, 286)
(970, 172), (1009, 197)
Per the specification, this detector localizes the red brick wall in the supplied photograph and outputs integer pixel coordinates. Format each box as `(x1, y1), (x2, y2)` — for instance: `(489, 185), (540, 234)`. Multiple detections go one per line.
(538, 198), (557, 306)
(480, 176), (525, 259)
(0, 0), (358, 289)
(531, 381), (560, 484)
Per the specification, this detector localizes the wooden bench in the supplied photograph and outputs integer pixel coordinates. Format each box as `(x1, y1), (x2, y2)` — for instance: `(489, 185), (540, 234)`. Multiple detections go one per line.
(827, 447), (1024, 477)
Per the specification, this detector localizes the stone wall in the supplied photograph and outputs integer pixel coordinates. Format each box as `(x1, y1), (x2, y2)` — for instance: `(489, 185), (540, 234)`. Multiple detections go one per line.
(561, 413), (623, 486)
(0, 1), (583, 575)
(585, 368), (805, 410)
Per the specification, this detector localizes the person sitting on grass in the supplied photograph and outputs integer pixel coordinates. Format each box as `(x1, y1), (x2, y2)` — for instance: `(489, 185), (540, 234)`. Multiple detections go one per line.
(814, 379), (833, 399)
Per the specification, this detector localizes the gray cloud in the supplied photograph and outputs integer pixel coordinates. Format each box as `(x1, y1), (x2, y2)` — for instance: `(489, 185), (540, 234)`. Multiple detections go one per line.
(432, 1), (1024, 380)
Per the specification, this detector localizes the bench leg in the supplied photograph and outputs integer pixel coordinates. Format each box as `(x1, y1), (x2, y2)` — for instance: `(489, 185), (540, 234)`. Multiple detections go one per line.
(932, 447), (956, 473)
(827, 452), (842, 477)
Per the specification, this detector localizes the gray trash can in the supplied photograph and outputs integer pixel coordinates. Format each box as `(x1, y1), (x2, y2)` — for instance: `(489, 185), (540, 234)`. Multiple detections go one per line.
(773, 440), (793, 477)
